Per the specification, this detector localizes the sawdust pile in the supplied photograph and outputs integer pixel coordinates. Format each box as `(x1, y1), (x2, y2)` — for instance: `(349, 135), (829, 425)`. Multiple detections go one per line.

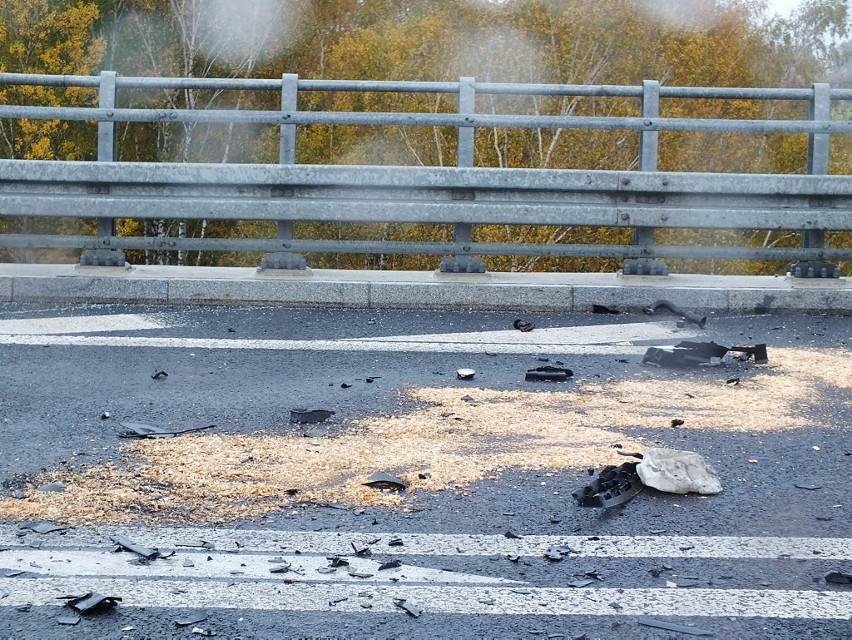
(0, 347), (846, 525)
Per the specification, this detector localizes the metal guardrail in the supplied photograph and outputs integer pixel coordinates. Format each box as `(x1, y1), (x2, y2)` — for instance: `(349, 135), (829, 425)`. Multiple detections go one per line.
(0, 71), (850, 276)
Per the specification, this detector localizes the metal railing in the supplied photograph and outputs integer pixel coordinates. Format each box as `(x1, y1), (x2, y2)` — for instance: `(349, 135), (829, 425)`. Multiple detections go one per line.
(0, 71), (850, 276)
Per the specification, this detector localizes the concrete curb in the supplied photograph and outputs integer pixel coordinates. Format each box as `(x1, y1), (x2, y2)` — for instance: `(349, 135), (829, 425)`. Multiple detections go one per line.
(0, 264), (849, 313)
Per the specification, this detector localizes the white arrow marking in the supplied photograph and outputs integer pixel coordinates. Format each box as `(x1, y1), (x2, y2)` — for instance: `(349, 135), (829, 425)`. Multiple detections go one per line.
(0, 314), (166, 335)
(0, 579), (850, 619)
(0, 321), (695, 354)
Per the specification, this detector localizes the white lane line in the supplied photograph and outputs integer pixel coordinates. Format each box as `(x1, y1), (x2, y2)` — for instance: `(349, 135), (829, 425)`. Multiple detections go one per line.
(0, 314), (165, 335)
(0, 550), (519, 585)
(0, 579), (850, 619)
(363, 323), (697, 345)
(3, 527), (852, 560)
(0, 334), (650, 355)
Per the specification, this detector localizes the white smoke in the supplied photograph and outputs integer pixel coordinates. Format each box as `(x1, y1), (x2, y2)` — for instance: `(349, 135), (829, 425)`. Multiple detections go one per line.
(634, 0), (720, 30)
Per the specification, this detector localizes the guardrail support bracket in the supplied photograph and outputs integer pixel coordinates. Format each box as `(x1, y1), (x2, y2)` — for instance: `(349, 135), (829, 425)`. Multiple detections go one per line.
(259, 251), (307, 270)
(79, 249), (126, 267)
(622, 258), (669, 276)
(789, 260), (840, 279)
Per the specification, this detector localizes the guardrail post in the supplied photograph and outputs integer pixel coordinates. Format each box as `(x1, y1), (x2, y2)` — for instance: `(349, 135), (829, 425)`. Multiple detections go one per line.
(791, 82), (839, 278)
(440, 76), (485, 273)
(79, 70), (126, 267)
(623, 80), (668, 276)
(260, 73), (306, 270)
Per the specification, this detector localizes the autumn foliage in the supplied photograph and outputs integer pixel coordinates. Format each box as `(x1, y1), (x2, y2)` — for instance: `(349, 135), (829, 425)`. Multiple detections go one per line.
(0, 0), (849, 272)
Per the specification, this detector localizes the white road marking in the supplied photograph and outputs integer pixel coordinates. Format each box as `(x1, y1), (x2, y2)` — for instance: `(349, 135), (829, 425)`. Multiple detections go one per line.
(2, 526), (851, 560)
(0, 321), (695, 354)
(0, 314), (165, 335)
(0, 549), (519, 585)
(0, 578), (849, 619)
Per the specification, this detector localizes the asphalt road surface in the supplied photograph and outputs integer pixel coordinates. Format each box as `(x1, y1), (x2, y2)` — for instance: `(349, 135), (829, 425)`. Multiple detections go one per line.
(0, 302), (850, 639)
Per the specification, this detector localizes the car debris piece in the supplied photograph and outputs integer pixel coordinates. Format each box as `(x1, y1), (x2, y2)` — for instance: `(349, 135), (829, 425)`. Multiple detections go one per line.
(191, 628), (215, 637)
(636, 448), (722, 495)
(119, 422), (215, 439)
(176, 613), (209, 627)
(36, 482), (65, 493)
(456, 368), (476, 380)
(289, 409), (334, 424)
(795, 483), (823, 491)
(303, 425), (329, 438)
(643, 300), (707, 329)
(389, 538), (404, 547)
(328, 556), (350, 568)
(151, 370), (168, 380)
(670, 419), (685, 428)
(62, 592), (121, 614)
(638, 619), (715, 636)
(57, 615), (81, 626)
(525, 366), (573, 382)
(825, 571), (852, 585)
(504, 530), (522, 539)
(19, 522), (67, 535)
(513, 319), (535, 332)
(348, 571), (374, 579)
(111, 535), (161, 560)
(394, 598), (422, 618)
(566, 578), (594, 588)
(572, 461), (644, 508)
(379, 560), (402, 571)
(592, 305), (620, 315)
(729, 344), (769, 364)
(363, 472), (409, 491)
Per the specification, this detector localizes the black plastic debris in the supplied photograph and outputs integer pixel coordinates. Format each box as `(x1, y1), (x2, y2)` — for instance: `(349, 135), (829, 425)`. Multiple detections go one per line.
(525, 366), (573, 382)
(513, 319), (535, 332)
(388, 538), (404, 547)
(63, 592), (121, 614)
(269, 566), (290, 574)
(638, 619), (714, 636)
(825, 571), (852, 585)
(119, 422), (216, 439)
(644, 300), (707, 329)
(726, 377), (741, 385)
(730, 344), (769, 364)
(363, 472), (409, 491)
(36, 482), (65, 493)
(341, 383), (352, 389)
(351, 542), (372, 556)
(329, 557), (350, 568)
(20, 522), (67, 535)
(151, 370), (168, 380)
(643, 341), (768, 368)
(379, 560), (402, 571)
(671, 419), (685, 428)
(572, 461), (644, 508)
(176, 540), (215, 550)
(394, 598), (422, 618)
(56, 615), (81, 626)
(348, 571), (374, 579)
(592, 304), (620, 315)
(100, 412), (110, 420)
(794, 483), (823, 491)
(289, 409), (334, 424)
(176, 613), (209, 627)
(504, 530), (522, 539)
(111, 535), (160, 560)
(366, 376), (381, 383)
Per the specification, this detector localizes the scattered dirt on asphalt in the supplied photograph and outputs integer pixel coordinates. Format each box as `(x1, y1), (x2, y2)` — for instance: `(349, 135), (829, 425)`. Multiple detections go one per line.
(0, 347), (846, 525)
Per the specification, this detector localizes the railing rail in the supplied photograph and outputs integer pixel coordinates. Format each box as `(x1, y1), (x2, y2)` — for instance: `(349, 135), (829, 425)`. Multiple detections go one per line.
(0, 71), (850, 276)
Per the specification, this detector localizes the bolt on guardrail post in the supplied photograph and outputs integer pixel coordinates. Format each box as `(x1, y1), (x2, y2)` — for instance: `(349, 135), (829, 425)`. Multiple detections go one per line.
(623, 80), (668, 276)
(80, 70), (126, 267)
(260, 73), (306, 270)
(440, 76), (485, 273)
(791, 82), (839, 278)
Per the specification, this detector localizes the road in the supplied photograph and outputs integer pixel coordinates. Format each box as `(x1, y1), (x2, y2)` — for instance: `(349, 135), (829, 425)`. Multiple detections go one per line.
(0, 302), (850, 639)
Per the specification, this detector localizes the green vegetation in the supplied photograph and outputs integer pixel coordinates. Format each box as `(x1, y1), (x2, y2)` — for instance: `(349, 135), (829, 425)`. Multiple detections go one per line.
(0, 0), (849, 273)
